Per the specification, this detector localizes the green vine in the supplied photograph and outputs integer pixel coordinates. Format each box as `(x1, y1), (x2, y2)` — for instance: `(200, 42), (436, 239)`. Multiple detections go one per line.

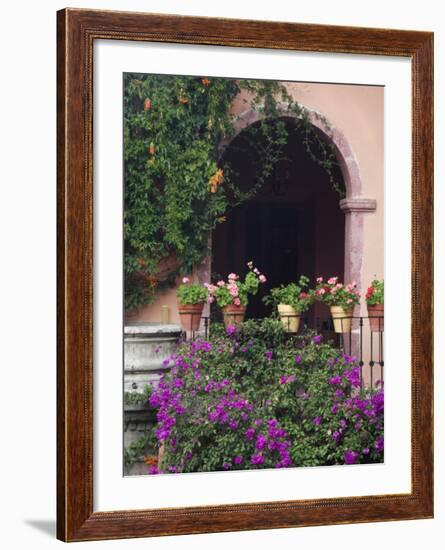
(124, 74), (342, 311)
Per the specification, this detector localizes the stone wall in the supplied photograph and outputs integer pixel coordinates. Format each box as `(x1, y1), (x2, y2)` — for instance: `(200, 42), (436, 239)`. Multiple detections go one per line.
(123, 323), (181, 475)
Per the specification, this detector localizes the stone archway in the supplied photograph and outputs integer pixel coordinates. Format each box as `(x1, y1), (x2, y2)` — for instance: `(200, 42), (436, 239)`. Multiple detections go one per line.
(218, 104), (377, 299)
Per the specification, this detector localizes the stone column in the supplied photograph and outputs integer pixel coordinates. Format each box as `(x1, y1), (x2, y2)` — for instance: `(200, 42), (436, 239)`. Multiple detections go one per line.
(339, 197), (377, 285)
(339, 197), (377, 361)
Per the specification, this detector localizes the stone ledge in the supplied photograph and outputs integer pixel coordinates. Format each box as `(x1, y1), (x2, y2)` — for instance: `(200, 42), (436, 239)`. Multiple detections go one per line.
(124, 365), (171, 374)
(125, 323), (182, 336)
(339, 197), (377, 213)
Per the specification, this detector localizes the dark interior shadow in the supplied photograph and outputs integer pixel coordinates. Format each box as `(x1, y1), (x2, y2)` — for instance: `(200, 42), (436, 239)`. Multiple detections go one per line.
(24, 519), (56, 537)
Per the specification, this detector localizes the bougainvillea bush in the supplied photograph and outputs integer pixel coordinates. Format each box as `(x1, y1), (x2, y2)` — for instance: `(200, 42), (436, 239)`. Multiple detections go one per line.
(148, 319), (384, 474)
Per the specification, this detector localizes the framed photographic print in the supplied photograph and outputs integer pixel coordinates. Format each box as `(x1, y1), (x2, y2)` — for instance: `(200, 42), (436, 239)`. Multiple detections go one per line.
(57, 8), (434, 542)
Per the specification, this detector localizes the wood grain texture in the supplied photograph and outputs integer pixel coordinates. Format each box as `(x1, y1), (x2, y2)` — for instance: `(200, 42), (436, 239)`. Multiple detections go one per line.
(57, 8), (434, 542)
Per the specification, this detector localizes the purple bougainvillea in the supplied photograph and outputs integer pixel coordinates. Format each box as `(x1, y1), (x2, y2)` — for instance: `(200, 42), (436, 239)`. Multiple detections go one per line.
(344, 450), (359, 465)
(226, 324), (237, 336)
(250, 454), (265, 466)
(145, 319), (384, 475)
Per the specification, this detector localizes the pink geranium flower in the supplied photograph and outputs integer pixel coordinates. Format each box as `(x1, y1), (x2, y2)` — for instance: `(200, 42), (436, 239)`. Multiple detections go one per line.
(182, 277), (190, 284)
(228, 283), (239, 297)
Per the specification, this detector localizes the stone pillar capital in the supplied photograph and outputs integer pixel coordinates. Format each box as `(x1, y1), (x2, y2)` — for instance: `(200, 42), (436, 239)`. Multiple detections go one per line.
(339, 197), (377, 213)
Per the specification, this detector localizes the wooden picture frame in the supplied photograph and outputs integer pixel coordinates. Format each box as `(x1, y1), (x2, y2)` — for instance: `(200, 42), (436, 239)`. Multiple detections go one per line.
(57, 8), (434, 542)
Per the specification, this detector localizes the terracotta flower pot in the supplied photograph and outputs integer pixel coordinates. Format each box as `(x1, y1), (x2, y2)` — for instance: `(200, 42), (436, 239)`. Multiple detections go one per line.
(367, 303), (384, 332)
(177, 302), (204, 331)
(277, 304), (301, 333)
(330, 306), (353, 333)
(222, 304), (246, 327)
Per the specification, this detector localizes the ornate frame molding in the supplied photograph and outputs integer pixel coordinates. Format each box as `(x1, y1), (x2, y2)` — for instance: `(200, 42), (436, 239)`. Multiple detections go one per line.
(57, 9), (433, 542)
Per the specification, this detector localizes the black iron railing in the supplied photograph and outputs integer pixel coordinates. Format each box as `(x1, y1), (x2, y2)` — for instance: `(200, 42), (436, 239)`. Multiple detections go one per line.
(179, 314), (384, 388)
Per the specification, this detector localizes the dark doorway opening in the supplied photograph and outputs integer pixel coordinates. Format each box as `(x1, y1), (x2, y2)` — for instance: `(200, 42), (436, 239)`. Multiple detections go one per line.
(212, 117), (346, 322)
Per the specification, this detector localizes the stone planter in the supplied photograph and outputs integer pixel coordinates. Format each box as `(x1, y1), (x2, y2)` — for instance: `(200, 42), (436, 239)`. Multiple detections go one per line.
(123, 323), (181, 475)
(177, 302), (204, 331)
(367, 303), (384, 332)
(222, 304), (246, 327)
(124, 323), (181, 392)
(330, 306), (353, 333)
(277, 304), (301, 333)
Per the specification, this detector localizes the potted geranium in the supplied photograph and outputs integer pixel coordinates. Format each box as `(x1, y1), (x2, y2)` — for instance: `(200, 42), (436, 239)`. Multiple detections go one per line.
(176, 277), (208, 331)
(314, 276), (360, 333)
(366, 279), (384, 332)
(263, 275), (312, 333)
(208, 262), (266, 326)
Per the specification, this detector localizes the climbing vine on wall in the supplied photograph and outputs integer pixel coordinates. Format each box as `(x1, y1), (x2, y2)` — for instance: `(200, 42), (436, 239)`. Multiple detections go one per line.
(123, 73), (341, 311)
